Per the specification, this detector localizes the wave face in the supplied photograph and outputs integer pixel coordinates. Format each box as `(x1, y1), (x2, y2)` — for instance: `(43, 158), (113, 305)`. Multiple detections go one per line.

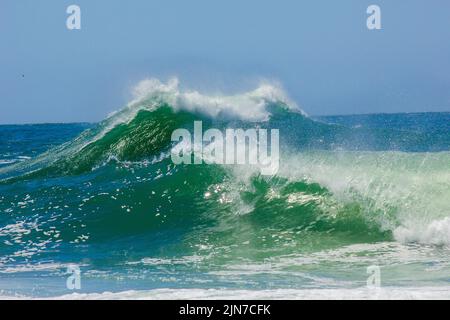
(0, 78), (449, 297)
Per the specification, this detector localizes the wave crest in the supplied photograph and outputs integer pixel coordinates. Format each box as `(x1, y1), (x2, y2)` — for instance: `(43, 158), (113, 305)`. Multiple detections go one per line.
(127, 77), (303, 121)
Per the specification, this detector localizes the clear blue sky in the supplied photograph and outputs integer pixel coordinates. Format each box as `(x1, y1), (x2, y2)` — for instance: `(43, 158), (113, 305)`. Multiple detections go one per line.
(1, 0), (450, 124)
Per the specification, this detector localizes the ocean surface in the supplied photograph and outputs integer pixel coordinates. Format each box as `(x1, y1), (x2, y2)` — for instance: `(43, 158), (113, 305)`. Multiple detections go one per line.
(0, 80), (449, 299)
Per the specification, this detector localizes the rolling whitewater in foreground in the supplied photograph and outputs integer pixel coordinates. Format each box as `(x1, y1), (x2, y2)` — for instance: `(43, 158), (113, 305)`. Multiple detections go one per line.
(0, 78), (449, 299)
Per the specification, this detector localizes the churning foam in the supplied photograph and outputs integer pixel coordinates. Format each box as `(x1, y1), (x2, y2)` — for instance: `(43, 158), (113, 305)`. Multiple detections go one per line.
(251, 150), (450, 246)
(128, 77), (303, 121)
(394, 217), (450, 246)
(4, 287), (450, 300)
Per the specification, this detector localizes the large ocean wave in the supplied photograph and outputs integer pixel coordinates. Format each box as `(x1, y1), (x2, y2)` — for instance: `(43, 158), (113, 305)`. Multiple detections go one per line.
(0, 79), (449, 294)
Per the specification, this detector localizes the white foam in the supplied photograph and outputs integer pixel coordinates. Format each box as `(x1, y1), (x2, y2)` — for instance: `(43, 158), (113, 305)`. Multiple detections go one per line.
(394, 217), (450, 246)
(0, 262), (65, 274)
(128, 77), (303, 121)
(272, 151), (450, 246)
(3, 287), (450, 300)
(0, 159), (17, 165)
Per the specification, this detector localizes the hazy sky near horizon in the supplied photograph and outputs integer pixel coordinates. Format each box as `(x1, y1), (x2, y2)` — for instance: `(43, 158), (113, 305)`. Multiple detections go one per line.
(1, 0), (450, 124)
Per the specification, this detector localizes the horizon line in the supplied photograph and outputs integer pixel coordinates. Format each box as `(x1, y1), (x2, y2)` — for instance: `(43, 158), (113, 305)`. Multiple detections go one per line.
(0, 110), (449, 126)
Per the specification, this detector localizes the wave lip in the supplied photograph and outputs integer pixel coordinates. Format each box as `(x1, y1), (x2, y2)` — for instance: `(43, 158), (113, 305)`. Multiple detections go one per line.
(127, 77), (304, 121)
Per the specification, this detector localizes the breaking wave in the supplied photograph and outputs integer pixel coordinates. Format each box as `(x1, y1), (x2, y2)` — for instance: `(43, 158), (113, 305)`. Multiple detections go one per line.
(0, 78), (449, 280)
